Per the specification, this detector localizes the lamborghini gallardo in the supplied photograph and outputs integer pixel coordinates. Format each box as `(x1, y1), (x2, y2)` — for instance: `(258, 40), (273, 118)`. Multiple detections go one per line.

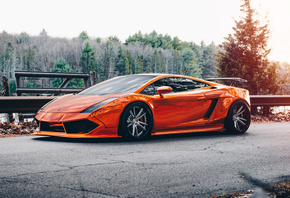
(34, 74), (251, 140)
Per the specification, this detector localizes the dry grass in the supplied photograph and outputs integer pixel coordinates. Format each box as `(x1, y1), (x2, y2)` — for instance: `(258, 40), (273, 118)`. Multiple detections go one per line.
(0, 121), (37, 137)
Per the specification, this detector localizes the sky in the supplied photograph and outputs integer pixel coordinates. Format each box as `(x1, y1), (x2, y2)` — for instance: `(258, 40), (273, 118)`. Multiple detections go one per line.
(1, 0), (290, 63)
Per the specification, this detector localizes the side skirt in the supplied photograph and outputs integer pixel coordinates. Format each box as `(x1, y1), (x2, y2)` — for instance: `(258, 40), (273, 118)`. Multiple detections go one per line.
(153, 124), (225, 136)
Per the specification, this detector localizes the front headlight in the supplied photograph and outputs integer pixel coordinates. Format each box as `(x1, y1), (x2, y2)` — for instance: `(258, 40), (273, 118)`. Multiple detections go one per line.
(81, 98), (118, 113)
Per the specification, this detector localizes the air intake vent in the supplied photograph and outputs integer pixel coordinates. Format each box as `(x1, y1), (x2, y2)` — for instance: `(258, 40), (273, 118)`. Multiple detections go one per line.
(40, 122), (65, 132)
(63, 120), (98, 134)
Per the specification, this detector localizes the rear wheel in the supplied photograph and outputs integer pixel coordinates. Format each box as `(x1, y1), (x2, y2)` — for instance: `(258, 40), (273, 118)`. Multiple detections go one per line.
(119, 102), (153, 140)
(225, 100), (251, 134)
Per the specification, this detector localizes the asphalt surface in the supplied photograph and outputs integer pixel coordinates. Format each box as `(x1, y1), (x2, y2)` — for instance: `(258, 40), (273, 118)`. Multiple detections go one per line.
(0, 123), (289, 198)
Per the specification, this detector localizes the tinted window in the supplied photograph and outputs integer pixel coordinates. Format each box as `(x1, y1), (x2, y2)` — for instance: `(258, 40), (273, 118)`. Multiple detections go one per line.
(79, 75), (157, 95)
(167, 77), (209, 92)
(139, 84), (155, 95)
(140, 77), (210, 95)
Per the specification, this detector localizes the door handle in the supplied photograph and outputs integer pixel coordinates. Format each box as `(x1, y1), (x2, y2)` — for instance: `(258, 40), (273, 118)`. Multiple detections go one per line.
(197, 97), (205, 100)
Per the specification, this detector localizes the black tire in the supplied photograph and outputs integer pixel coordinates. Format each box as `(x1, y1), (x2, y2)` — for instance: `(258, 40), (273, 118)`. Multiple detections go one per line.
(119, 102), (153, 140)
(225, 100), (251, 134)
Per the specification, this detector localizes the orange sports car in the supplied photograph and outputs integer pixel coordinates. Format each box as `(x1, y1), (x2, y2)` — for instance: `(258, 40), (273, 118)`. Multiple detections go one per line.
(34, 74), (251, 140)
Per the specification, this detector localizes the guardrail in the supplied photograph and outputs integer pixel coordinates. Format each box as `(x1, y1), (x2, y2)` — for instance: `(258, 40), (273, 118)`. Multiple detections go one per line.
(250, 95), (290, 115)
(15, 71), (90, 96)
(0, 96), (55, 113)
(250, 95), (290, 106)
(0, 95), (289, 114)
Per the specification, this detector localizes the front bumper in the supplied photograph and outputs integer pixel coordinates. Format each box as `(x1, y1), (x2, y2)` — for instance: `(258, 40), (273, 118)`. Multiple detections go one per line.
(34, 112), (120, 138)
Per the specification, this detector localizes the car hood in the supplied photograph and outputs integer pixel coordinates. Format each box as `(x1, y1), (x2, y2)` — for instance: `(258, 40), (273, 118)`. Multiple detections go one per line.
(41, 93), (127, 113)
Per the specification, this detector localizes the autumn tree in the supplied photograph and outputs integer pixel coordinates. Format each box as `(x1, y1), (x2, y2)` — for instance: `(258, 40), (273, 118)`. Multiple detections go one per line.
(216, 0), (278, 94)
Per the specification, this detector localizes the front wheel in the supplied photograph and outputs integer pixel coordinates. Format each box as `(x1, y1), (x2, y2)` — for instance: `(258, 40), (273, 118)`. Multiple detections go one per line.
(119, 102), (153, 140)
(225, 100), (251, 134)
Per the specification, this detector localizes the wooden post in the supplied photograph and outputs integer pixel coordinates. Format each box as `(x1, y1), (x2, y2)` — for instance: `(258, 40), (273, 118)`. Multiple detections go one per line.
(1, 76), (14, 123)
(251, 106), (257, 115)
(263, 106), (270, 116)
(90, 71), (97, 85)
(15, 74), (21, 96)
(1, 76), (10, 96)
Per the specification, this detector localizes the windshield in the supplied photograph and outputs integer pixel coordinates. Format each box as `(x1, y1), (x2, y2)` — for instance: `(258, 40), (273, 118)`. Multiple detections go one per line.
(78, 75), (158, 95)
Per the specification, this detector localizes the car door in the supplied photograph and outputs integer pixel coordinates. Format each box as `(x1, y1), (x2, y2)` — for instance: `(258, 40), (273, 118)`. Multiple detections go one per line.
(152, 77), (212, 131)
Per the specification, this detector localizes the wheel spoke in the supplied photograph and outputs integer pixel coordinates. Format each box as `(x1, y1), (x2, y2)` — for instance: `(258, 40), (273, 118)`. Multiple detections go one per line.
(236, 109), (245, 116)
(237, 119), (246, 126)
(137, 122), (146, 131)
(136, 112), (146, 120)
(136, 108), (144, 118)
(132, 124), (136, 136)
(236, 106), (243, 115)
(236, 121), (240, 130)
(129, 110), (134, 117)
(127, 122), (133, 128)
(133, 106), (136, 117)
(234, 120), (238, 130)
(238, 117), (247, 122)
(138, 121), (148, 126)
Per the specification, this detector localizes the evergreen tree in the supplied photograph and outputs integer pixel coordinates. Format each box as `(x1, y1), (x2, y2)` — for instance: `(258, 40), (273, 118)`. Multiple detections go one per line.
(125, 31), (143, 45)
(172, 50), (182, 74)
(200, 42), (217, 78)
(79, 31), (89, 40)
(125, 50), (132, 74)
(108, 36), (121, 43)
(51, 58), (84, 88)
(0, 42), (16, 79)
(108, 51), (115, 78)
(80, 42), (96, 73)
(134, 55), (143, 74)
(22, 46), (37, 71)
(105, 40), (116, 78)
(216, 0), (278, 94)
(116, 45), (126, 75)
(172, 37), (183, 50)
(96, 37), (102, 43)
(95, 50), (105, 82)
(125, 31), (175, 50)
(181, 48), (202, 78)
(153, 49), (161, 73)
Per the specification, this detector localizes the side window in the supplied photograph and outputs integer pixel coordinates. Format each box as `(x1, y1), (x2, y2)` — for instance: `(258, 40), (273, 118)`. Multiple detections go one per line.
(162, 77), (209, 93)
(140, 77), (209, 95)
(140, 78), (169, 95)
(153, 78), (169, 93)
(140, 84), (155, 95)
(169, 77), (209, 92)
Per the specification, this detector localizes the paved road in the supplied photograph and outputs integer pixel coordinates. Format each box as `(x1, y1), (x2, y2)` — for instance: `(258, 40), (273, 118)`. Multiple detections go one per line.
(0, 123), (289, 198)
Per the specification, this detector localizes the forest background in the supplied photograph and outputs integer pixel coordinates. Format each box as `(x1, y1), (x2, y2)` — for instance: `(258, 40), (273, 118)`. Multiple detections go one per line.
(0, 29), (289, 95)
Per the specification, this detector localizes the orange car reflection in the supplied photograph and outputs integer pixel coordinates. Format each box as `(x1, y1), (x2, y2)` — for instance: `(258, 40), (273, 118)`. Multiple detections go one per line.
(35, 74), (251, 140)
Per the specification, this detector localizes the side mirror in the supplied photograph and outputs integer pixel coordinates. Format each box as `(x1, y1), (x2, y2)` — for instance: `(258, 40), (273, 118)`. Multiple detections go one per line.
(157, 86), (173, 98)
